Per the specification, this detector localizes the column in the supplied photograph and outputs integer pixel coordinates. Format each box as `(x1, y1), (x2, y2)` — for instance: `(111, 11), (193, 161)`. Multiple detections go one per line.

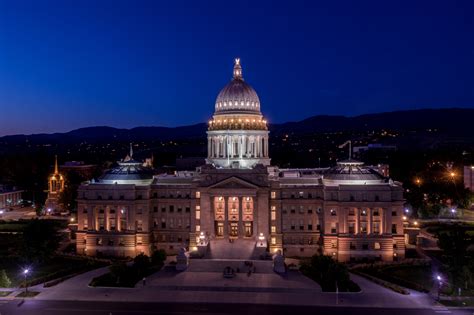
(207, 137), (211, 157)
(224, 197), (229, 237)
(367, 208), (372, 234)
(238, 197), (243, 238)
(105, 207), (109, 231)
(355, 208), (360, 234)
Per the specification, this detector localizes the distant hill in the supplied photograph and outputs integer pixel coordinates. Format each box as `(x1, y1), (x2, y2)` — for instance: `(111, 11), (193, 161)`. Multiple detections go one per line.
(0, 108), (472, 144)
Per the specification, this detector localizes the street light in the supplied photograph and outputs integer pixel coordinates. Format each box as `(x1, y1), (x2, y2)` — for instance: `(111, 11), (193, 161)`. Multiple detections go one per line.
(23, 269), (29, 295)
(436, 275), (442, 301)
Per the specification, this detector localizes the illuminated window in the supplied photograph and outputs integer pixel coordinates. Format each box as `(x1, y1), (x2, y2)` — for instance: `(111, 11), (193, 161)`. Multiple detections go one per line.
(196, 191), (201, 198)
(137, 236), (143, 245)
(271, 191), (276, 199)
(196, 211), (200, 220)
(374, 242), (381, 250)
(271, 211), (276, 221)
(196, 205), (200, 210)
(271, 226), (276, 233)
(271, 237), (276, 245)
(196, 225), (200, 232)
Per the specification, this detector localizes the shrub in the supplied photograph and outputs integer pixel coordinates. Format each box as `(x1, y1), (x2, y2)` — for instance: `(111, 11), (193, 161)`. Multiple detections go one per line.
(0, 270), (11, 288)
(151, 249), (167, 266)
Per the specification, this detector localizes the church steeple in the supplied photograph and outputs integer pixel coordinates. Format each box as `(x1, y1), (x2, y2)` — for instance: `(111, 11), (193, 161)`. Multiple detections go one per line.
(54, 155), (59, 174)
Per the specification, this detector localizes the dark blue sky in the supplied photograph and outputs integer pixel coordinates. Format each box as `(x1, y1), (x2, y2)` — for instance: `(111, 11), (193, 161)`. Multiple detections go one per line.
(0, 0), (473, 136)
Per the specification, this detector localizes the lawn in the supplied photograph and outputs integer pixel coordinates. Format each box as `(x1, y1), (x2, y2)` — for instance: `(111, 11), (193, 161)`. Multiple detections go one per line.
(0, 291), (12, 297)
(359, 265), (433, 292)
(0, 256), (108, 288)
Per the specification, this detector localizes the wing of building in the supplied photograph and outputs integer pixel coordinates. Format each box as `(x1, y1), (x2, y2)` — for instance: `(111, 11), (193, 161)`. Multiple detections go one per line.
(76, 59), (406, 262)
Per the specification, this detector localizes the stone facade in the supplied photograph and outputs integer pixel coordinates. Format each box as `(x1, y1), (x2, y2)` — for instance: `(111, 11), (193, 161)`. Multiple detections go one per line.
(76, 59), (406, 262)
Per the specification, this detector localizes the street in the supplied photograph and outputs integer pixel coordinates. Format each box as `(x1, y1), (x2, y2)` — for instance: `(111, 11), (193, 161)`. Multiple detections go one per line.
(0, 299), (472, 315)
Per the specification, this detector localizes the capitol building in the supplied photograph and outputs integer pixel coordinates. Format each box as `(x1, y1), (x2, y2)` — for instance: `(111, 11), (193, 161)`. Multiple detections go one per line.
(76, 59), (406, 262)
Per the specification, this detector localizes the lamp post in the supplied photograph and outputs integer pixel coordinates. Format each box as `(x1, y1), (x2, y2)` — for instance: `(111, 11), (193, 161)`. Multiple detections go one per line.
(436, 275), (442, 301)
(199, 231), (205, 245)
(23, 269), (29, 295)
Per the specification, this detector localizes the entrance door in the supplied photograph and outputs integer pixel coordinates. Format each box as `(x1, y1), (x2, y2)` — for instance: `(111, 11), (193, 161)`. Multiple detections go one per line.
(216, 222), (224, 237)
(244, 222), (252, 237)
(229, 222), (238, 237)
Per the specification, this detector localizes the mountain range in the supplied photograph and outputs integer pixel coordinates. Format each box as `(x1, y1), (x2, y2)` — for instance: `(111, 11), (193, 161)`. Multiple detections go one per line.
(0, 108), (472, 145)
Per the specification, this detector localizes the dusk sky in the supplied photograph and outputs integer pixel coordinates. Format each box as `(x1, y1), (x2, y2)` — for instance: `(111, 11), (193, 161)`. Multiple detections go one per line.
(0, 0), (473, 136)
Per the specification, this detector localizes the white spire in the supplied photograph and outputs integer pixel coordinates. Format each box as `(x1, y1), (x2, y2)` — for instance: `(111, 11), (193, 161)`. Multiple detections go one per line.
(129, 143), (133, 158)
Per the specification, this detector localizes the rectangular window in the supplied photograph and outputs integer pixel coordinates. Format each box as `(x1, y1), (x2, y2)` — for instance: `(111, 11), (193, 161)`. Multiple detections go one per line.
(331, 222), (337, 234)
(83, 218), (88, 230)
(196, 210), (200, 220)
(331, 240), (337, 248)
(330, 209), (337, 216)
(360, 222), (367, 234)
(161, 207), (166, 213)
(271, 191), (276, 199)
(153, 206), (158, 213)
(169, 206), (174, 213)
(350, 242), (356, 250)
(271, 211), (276, 221)
(392, 224), (397, 234)
(271, 226), (276, 233)
(374, 242), (381, 250)
(196, 225), (201, 232)
(373, 222), (380, 234)
(137, 236), (143, 245)
(136, 220), (143, 231)
(348, 222), (355, 234)
(362, 243), (369, 250)
(271, 237), (276, 245)
(185, 207), (190, 213)
(196, 191), (201, 198)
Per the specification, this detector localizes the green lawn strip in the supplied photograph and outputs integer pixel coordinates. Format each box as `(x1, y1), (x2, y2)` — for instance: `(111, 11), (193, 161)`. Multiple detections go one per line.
(0, 256), (108, 288)
(356, 265), (432, 292)
(439, 298), (474, 307)
(15, 291), (40, 298)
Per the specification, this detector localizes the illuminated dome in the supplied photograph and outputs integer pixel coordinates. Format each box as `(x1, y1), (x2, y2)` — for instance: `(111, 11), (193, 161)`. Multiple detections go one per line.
(207, 59), (270, 169)
(214, 58), (261, 114)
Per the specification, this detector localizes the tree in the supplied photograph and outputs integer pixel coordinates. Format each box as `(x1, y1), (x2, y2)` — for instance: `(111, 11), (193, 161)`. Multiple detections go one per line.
(21, 219), (62, 262)
(437, 225), (473, 289)
(0, 270), (11, 288)
(133, 254), (150, 277)
(301, 255), (356, 292)
(109, 262), (128, 284)
(151, 249), (167, 266)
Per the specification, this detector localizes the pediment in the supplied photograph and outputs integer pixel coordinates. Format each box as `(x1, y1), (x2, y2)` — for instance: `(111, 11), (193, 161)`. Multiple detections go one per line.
(208, 176), (259, 189)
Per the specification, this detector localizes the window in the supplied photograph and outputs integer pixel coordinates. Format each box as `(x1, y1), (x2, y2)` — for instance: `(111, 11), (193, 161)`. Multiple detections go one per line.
(299, 191), (304, 198)
(348, 222), (355, 234)
(83, 218), (88, 230)
(271, 237), (276, 245)
(375, 195), (380, 201)
(271, 226), (276, 233)
(136, 220), (143, 231)
(330, 209), (337, 216)
(350, 242), (356, 250)
(137, 208), (142, 215)
(196, 210), (200, 220)
(153, 206), (158, 213)
(350, 195), (354, 201)
(153, 192), (158, 198)
(137, 236), (143, 245)
(316, 224), (321, 231)
(196, 225), (200, 232)
(96, 238), (102, 245)
(108, 239), (114, 246)
(331, 223), (337, 234)
(299, 206), (304, 214)
(362, 243), (369, 250)
(360, 222), (367, 234)
(307, 209), (313, 214)
(391, 224), (397, 234)
(308, 193), (313, 198)
(186, 207), (190, 213)
(373, 222), (380, 234)
(392, 211), (397, 216)
(290, 209), (296, 214)
(177, 207), (182, 213)
(271, 210), (276, 221)
(374, 242), (381, 250)
(307, 224), (313, 230)
(271, 191), (276, 199)
(119, 195), (124, 200)
(169, 205), (174, 213)
(196, 191), (201, 198)
(349, 209), (355, 216)
(331, 240), (337, 248)
(291, 221), (295, 230)
(161, 218), (166, 229)
(373, 209), (380, 216)
(83, 208), (88, 214)
(161, 207), (166, 213)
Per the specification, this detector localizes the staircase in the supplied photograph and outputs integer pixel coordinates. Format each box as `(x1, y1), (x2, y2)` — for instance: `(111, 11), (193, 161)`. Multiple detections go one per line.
(206, 238), (257, 259)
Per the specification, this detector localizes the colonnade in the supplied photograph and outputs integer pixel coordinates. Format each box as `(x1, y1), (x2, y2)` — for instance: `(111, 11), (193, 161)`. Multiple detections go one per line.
(208, 134), (269, 159)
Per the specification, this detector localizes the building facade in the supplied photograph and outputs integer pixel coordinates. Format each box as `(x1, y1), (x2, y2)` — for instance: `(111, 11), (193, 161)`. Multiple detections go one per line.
(45, 156), (65, 214)
(76, 59), (406, 262)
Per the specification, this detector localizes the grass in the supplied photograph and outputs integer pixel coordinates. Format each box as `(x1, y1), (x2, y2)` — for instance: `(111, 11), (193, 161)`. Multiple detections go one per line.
(15, 291), (39, 298)
(0, 256), (107, 287)
(439, 298), (474, 307)
(357, 264), (433, 292)
(0, 291), (12, 297)
(90, 264), (162, 288)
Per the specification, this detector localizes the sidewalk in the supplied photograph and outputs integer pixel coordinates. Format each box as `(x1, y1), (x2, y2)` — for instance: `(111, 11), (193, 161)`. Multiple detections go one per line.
(8, 264), (439, 309)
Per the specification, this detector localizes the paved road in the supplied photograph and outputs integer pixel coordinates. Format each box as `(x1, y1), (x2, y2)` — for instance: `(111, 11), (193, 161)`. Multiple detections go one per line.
(0, 300), (472, 315)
